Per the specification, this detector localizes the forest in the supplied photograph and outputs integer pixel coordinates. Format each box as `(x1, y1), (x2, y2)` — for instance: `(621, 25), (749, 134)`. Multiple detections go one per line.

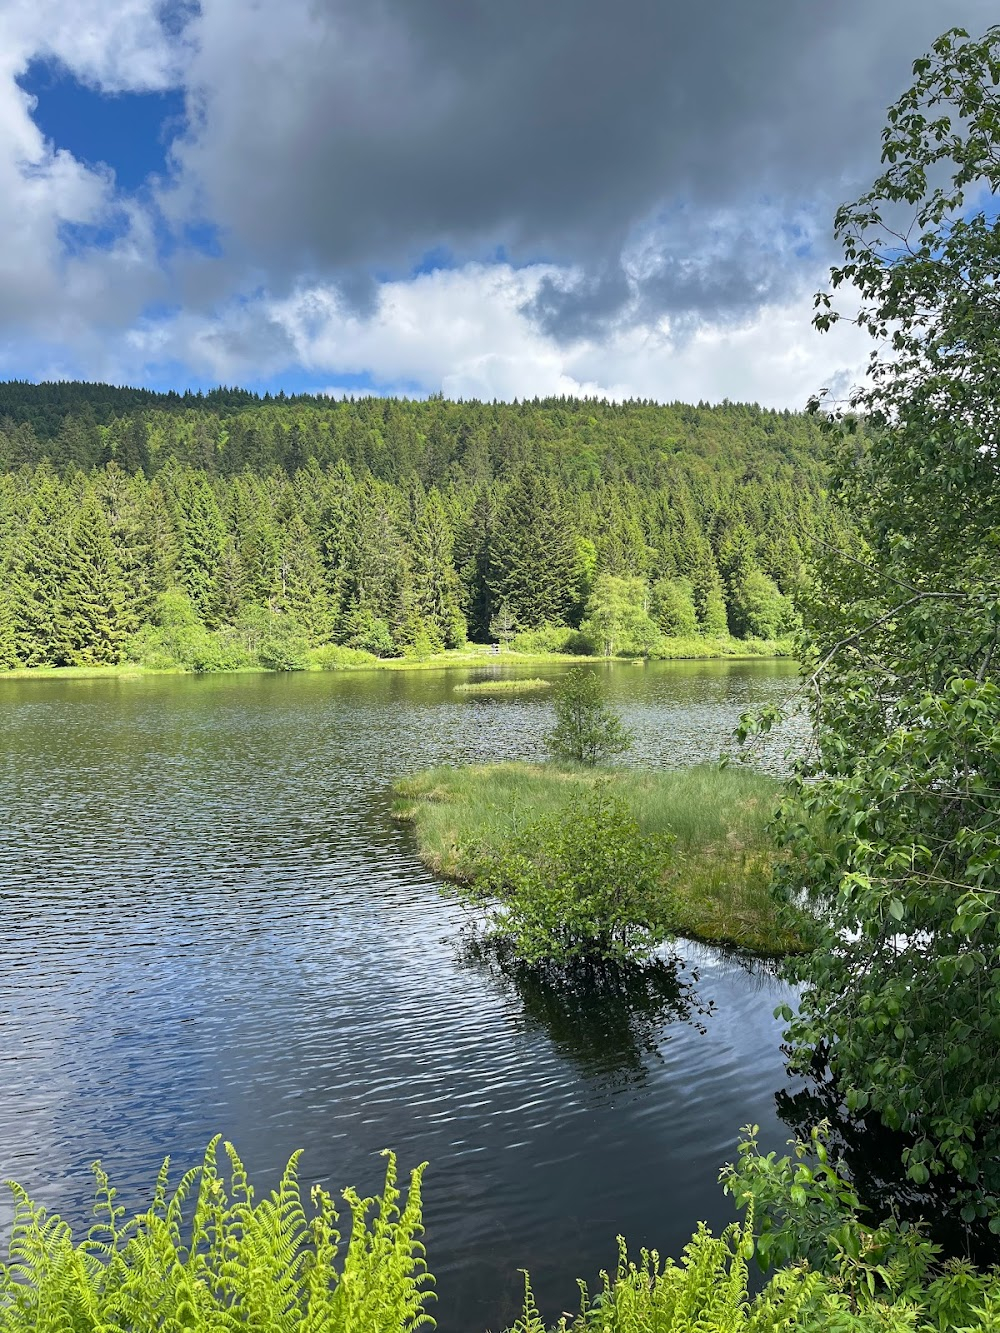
(0, 389), (838, 669)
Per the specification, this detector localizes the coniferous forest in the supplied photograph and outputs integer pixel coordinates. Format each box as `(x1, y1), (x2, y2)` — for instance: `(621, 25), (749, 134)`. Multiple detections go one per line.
(0, 384), (839, 669)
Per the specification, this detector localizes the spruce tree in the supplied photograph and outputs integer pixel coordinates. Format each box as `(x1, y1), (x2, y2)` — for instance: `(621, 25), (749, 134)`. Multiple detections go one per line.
(407, 486), (466, 648)
(174, 474), (227, 625)
(453, 485), (497, 640)
(276, 514), (333, 641)
(488, 467), (577, 628)
(59, 492), (129, 664)
(691, 554), (729, 637)
(0, 557), (17, 667)
(115, 418), (151, 475)
(10, 472), (72, 665)
(336, 478), (410, 640)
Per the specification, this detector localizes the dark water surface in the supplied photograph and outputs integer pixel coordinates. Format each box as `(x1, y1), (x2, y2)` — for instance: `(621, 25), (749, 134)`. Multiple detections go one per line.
(0, 660), (801, 1331)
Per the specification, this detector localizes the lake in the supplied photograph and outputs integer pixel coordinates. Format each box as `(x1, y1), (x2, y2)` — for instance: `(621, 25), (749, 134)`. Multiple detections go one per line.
(0, 659), (802, 1331)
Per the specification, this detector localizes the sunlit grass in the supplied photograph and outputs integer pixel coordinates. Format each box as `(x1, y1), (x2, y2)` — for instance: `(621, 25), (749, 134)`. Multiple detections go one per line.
(0, 638), (795, 680)
(453, 677), (553, 695)
(392, 761), (808, 956)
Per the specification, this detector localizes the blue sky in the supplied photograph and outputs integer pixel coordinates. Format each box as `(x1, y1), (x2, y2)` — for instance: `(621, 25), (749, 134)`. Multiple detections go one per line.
(18, 58), (184, 193)
(0, 0), (994, 405)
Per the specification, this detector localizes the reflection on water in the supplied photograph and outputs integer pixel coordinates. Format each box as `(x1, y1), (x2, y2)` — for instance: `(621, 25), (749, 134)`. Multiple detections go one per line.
(473, 951), (715, 1090)
(0, 661), (800, 1332)
(776, 1072), (997, 1265)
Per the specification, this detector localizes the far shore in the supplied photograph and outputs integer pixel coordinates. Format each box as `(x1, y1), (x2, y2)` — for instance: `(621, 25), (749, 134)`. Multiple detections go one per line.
(0, 638), (795, 682)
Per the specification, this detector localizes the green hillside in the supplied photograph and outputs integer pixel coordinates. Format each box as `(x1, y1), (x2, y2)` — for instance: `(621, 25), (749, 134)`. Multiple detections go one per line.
(0, 388), (839, 668)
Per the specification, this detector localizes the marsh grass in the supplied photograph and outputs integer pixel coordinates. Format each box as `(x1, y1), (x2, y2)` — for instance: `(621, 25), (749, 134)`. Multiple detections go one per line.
(453, 677), (553, 695)
(392, 762), (808, 955)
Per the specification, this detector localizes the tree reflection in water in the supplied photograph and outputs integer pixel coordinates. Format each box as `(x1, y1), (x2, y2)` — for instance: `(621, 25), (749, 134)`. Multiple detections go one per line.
(464, 943), (714, 1089)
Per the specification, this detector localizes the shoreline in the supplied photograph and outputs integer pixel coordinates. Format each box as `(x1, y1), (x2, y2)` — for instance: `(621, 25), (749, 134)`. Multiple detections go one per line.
(0, 640), (795, 682)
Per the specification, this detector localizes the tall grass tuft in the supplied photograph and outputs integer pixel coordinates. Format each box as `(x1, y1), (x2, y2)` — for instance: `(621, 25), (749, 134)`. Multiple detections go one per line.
(454, 678), (553, 695)
(393, 763), (808, 955)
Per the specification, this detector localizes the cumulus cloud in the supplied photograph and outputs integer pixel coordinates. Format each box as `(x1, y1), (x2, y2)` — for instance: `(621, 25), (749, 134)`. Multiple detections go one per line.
(114, 261), (873, 409)
(172, 0), (995, 333)
(0, 0), (993, 400)
(0, 0), (185, 353)
(3, 0), (183, 92)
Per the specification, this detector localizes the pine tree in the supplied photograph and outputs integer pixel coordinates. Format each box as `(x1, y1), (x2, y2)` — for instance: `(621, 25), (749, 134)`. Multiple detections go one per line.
(488, 467), (577, 628)
(691, 553), (729, 637)
(174, 474), (227, 625)
(453, 485), (497, 640)
(59, 492), (130, 664)
(335, 478), (410, 641)
(136, 481), (179, 607)
(276, 514), (333, 641)
(0, 547), (18, 667)
(407, 485), (466, 648)
(238, 508), (281, 607)
(9, 471), (72, 665)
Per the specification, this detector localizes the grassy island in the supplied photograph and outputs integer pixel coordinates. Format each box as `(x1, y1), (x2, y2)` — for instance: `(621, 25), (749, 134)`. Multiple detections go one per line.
(392, 762), (807, 956)
(453, 676), (553, 694)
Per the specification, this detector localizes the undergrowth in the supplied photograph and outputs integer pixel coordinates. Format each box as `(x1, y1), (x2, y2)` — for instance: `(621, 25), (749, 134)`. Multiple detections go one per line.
(8, 1143), (1000, 1332)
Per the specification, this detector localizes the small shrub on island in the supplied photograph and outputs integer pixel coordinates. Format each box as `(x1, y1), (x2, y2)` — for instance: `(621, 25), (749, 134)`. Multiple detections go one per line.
(544, 667), (633, 766)
(465, 783), (676, 966)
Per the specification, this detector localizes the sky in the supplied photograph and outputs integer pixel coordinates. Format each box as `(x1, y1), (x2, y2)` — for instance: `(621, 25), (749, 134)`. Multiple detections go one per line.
(0, 0), (994, 406)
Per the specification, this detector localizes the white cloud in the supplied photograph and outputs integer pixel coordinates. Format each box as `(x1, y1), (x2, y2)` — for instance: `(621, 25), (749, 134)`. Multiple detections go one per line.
(116, 260), (871, 408)
(1, 0), (184, 93)
(0, 0), (185, 356)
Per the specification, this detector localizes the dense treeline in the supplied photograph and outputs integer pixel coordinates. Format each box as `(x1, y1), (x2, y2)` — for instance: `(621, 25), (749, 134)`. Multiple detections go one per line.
(0, 389), (841, 668)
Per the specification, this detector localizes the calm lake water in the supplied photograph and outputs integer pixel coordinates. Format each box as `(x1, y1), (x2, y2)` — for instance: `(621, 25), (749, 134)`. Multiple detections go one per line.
(0, 659), (802, 1331)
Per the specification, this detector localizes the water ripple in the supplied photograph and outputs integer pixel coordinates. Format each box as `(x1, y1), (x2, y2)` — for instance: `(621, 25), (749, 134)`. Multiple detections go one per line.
(0, 664), (799, 1333)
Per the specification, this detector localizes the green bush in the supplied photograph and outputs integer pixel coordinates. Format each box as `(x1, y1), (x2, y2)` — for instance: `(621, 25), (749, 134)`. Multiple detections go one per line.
(342, 609), (398, 658)
(0, 1140), (433, 1333)
(465, 783), (676, 965)
(258, 634), (311, 671)
(507, 624), (593, 654)
(545, 667), (632, 766)
(512, 1220), (1000, 1331)
(127, 591), (251, 672)
(129, 622), (250, 673)
(310, 642), (380, 670)
(650, 576), (700, 638)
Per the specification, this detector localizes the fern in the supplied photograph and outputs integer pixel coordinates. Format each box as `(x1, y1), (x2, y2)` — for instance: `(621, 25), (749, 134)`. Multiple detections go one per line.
(0, 1141), (434, 1333)
(7, 1144), (1000, 1332)
(504, 1207), (1000, 1332)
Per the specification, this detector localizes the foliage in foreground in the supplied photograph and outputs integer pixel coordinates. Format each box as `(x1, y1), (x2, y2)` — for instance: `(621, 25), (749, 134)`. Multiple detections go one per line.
(8, 1137), (1000, 1333)
(514, 1124), (1000, 1331)
(0, 1140), (433, 1333)
(392, 762), (806, 955)
(764, 22), (1000, 1228)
